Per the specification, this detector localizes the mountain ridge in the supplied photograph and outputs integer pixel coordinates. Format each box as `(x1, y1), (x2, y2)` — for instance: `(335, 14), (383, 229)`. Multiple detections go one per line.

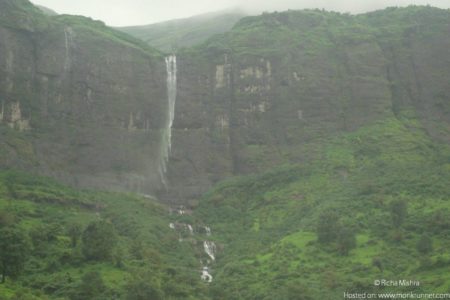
(0, 0), (167, 194)
(118, 8), (246, 52)
(0, 1), (450, 299)
(164, 5), (450, 202)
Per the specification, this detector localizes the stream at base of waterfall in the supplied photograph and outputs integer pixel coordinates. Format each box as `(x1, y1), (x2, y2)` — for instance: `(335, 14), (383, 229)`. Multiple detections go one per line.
(169, 206), (216, 283)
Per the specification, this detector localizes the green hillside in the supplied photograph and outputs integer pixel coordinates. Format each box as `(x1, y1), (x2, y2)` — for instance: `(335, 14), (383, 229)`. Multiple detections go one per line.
(0, 1), (449, 299)
(4, 114), (447, 299)
(164, 6), (450, 201)
(118, 9), (246, 52)
(194, 115), (450, 299)
(35, 5), (57, 16)
(0, 171), (208, 299)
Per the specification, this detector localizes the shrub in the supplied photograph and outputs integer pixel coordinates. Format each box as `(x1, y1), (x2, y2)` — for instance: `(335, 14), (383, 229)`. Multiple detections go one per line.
(81, 220), (117, 261)
(317, 211), (340, 244)
(337, 227), (356, 256)
(416, 234), (433, 255)
(70, 271), (107, 300)
(390, 199), (408, 228)
(0, 226), (30, 283)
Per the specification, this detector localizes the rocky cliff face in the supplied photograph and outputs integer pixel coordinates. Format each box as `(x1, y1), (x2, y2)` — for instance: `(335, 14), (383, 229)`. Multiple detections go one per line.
(165, 8), (450, 202)
(0, 0), (167, 193)
(0, 2), (449, 201)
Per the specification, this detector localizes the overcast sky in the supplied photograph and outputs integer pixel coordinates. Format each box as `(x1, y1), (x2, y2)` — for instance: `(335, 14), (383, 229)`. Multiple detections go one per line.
(30, 0), (450, 27)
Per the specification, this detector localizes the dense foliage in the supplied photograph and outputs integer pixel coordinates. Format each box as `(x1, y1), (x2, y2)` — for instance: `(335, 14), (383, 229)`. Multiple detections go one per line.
(193, 116), (450, 299)
(0, 2), (449, 299)
(0, 171), (208, 299)
(118, 10), (245, 52)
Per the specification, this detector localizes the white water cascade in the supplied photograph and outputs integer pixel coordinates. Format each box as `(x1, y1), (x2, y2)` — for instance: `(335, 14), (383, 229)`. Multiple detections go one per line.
(201, 266), (213, 283)
(158, 55), (177, 188)
(169, 222), (194, 236)
(168, 206), (216, 283)
(201, 231), (216, 282)
(63, 27), (74, 73)
(203, 241), (216, 261)
(205, 226), (211, 236)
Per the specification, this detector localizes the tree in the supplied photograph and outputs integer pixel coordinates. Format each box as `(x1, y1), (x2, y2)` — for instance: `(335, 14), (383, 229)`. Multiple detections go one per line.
(71, 271), (106, 300)
(67, 223), (82, 247)
(317, 211), (340, 244)
(126, 273), (164, 300)
(337, 227), (356, 256)
(264, 281), (313, 300)
(29, 224), (60, 254)
(284, 281), (313, 300)
(0, 227), (30, 283)
(372, 257), (383, 272)
(416, 234), (433, 255)
(0, 210), (15, 227)
(390, 199), (408, 228)
(81, 220), (117, 261)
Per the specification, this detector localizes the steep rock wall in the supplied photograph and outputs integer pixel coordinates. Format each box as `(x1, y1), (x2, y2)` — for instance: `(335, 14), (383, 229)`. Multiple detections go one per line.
(0, 1), (167, 193)
(164, 8), (450, 202)
(0, 4), (448, 201)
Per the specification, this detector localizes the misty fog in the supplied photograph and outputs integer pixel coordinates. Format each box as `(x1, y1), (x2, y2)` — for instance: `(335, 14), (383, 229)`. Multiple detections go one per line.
(31, 0), (450, 26)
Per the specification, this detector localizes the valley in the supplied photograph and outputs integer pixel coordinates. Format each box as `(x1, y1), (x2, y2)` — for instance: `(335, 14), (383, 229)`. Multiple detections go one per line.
(0, 0), (449, 299)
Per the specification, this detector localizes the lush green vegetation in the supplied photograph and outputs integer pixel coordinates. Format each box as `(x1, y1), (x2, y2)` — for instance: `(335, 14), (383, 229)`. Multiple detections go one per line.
(0, 0), (161, 57)
(193, 115), (450, 299)
(0, 0), (50, 30)
(53, 15), (162, 56)
(1, 2), (449, 299)
(0, 171), (208, 299)
(118, 9), (245, 52)
(199, 6), (450, 58)
(2, 112), (449, 300)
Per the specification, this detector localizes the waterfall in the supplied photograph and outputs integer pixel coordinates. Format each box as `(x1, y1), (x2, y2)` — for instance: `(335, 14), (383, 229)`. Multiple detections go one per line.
(177, 206), (185, 215)
(201, 266), (213, 283)
(63, 27), (73, 73)
(0, 102), (4, 122)
(205, 226), (211, 236)
(203, 241), (216, 261)
(168, 205), (216, 283)
(158, 55), (177, 187)
(202, 240), (216, 282)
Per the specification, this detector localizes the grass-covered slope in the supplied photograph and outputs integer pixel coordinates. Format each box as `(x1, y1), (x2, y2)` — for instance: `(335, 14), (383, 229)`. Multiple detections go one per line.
(0, 172), (209, 300)
(118, 9), (246, 52)
(1, 116), (448, 300)
(1, 4), (449, 300)
(35, 5), (57, 16)
(1, 0), (159, 55)
(193, 114), (450, 299)
(52, 14), (161, 56)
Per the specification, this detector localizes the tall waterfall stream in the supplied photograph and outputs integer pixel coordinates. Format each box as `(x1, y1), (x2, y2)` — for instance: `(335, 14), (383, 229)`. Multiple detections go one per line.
(161, 56), (216, 282)
(158, 55), (177, 188)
